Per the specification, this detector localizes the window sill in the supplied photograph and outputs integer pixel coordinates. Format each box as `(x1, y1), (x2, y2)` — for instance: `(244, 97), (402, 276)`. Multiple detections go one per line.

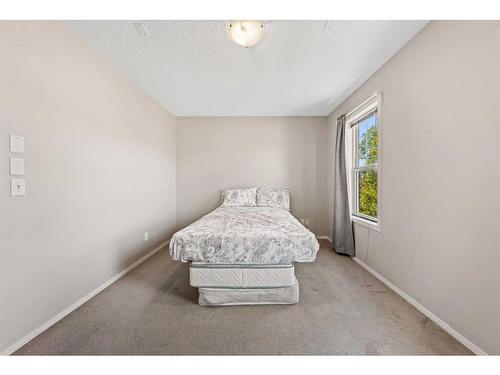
(352, 216), (381, 232)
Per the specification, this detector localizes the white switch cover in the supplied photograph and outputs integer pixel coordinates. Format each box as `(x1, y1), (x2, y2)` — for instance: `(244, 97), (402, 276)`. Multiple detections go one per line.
(11, 178), (26, 196)
(10, 134), (25, 153)
(9, 157), (25, 175)
(144, 232), (149, 241)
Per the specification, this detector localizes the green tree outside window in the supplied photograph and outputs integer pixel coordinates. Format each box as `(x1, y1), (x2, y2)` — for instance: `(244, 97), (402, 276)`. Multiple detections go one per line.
(356, 115), (378, 219)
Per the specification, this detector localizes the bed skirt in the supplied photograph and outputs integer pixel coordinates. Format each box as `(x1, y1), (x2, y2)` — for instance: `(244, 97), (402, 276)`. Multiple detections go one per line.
(198, 278), (299, 306)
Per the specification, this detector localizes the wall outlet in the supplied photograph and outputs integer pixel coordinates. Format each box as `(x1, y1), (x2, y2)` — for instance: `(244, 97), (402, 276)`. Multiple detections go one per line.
(300, 218), (305, 225)
(144, 231), (149, 241)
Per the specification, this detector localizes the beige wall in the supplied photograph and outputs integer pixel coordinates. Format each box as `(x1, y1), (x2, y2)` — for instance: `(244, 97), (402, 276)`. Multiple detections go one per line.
(326, 21), (500, 354)
(176, 117), (328, 235)
(0, 22), (177, 353)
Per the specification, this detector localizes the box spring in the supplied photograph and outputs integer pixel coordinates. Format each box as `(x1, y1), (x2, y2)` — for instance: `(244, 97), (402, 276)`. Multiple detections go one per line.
(190, 263), (295, 288)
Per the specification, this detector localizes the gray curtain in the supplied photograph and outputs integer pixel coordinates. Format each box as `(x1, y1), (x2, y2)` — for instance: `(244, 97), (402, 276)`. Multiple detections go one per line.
(333, 115), (355, 256)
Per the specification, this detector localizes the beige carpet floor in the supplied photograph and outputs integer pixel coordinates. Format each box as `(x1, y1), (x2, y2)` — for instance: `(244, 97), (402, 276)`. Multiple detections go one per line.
(15, 240), (471, 355)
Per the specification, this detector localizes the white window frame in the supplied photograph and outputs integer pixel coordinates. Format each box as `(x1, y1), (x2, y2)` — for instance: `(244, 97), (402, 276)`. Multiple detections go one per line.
(346, 93), (382, 231)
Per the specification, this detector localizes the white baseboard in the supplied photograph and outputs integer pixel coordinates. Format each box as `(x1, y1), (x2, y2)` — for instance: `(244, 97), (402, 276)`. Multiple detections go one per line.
(316, 236), (332, 242)
(1, 239), (170, 356)
(352, 257), (487, 356)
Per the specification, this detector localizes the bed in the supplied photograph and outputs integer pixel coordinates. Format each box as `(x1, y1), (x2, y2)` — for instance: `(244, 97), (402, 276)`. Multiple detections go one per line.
(169, 188), (320, 306)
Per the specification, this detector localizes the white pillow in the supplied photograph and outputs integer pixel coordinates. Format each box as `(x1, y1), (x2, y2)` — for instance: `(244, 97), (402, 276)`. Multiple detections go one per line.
(256, 188), (290, 210)
(221, 188), (257, 207)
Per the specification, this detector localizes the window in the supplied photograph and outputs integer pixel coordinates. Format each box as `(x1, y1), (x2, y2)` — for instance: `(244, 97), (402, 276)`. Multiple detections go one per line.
(347, 95), (380, 226)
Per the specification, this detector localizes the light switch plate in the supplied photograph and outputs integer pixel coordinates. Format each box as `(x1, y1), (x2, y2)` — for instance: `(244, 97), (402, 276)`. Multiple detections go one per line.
(11, 178), (26, 196)
(9, 157), (24, 175)
(10, 134), (25, 153)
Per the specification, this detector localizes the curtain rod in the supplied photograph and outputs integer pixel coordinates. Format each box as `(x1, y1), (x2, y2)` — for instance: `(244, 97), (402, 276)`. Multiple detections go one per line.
(345, 92), (382, 119)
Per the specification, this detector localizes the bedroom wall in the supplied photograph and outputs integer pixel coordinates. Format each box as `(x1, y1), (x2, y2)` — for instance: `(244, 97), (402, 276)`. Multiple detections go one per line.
(0, 22), (177, 353)
(176, 117), (328, 236)
(326, 21), (500, 354)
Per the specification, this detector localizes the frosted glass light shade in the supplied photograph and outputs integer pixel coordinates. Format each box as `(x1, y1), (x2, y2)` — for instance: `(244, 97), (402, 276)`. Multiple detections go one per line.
(229, 21), (263, 47)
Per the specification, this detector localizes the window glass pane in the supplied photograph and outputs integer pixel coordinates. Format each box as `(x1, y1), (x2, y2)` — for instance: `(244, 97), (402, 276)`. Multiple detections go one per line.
(356, 112), (378, 167)
(358, 169), (378, 219)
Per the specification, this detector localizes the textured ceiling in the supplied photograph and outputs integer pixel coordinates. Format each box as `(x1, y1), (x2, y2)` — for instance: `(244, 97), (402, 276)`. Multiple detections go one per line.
(69, 20), (428, 116)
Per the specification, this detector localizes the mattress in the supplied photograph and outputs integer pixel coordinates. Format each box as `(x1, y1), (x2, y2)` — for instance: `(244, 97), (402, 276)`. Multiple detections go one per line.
(190, 263), (295, 288)
(169, 206), (319, 264)
(198, 277), (300, 306)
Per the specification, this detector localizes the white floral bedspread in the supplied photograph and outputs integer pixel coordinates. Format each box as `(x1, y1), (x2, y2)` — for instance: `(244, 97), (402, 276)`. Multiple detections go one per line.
(169, 207), (319, 264)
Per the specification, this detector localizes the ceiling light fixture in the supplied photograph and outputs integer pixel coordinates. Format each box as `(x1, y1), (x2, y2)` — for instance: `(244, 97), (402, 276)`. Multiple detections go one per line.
(228, 21), (264, 47)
